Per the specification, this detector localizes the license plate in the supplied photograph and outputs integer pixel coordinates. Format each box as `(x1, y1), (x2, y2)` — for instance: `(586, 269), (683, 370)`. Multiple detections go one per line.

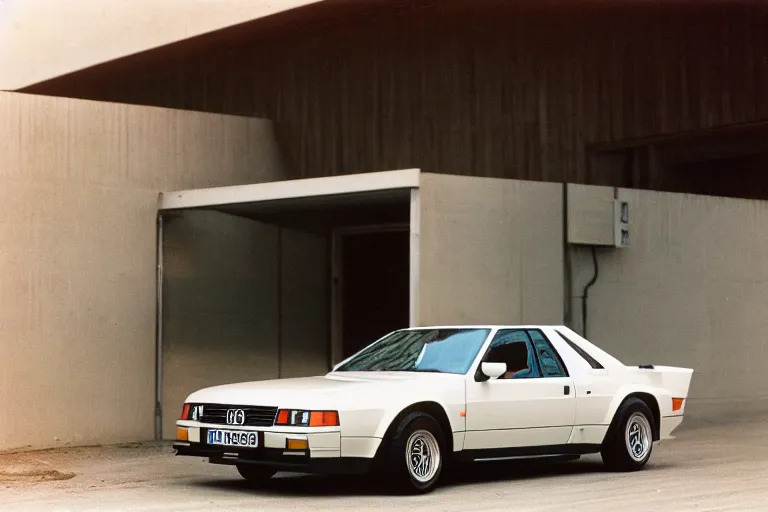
(207, 429), (259, 448)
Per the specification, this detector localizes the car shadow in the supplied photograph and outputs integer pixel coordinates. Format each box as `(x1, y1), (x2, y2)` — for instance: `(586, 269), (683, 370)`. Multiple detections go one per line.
(185, 456), (674, 497)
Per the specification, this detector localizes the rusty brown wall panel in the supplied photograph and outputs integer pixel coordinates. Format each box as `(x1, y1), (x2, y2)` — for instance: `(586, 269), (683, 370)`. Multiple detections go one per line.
(22, 1), (768, 188)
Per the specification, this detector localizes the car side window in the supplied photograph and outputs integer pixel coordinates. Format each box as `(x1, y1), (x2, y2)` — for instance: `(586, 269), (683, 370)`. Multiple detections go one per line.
(527, 330), (569, 377)
(483, 330), (541, 379)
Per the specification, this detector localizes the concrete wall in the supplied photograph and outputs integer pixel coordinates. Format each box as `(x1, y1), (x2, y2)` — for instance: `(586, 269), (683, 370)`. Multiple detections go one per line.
(0, 92), (285, 451)
(417, 173), (564, 326)
(161, 216), (329, 439)
(278, 228), (330, 379)
(570, 187), (768, 425)
(420, 174), (768, 425)
(161, 212), (279, 439)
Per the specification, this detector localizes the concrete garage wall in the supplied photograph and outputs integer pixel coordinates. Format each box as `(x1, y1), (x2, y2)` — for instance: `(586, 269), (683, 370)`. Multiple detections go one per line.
(161, 217), (329, 439)
(570, 187), (768, 425)
(161, 212), (279, 439)
(0, 92), (285, 451)
(417, 173), (564, 326)
(419, 174), (768, 425)
(278, 229), (329, 379)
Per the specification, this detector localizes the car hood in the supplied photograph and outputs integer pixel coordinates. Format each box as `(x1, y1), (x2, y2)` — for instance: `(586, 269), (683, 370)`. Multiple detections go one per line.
(185, 371), (462, 409)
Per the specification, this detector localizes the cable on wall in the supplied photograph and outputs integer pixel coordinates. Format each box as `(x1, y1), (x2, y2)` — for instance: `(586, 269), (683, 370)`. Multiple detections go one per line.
(581, 246), (599, 339)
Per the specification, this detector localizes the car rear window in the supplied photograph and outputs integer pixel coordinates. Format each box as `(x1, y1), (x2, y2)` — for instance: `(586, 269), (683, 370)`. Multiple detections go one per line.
(556, 330), (604, 369)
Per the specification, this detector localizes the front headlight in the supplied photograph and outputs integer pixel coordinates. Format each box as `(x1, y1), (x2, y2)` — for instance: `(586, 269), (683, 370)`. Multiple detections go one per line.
(179, 403), (204, 421)
(190, 405), (204, 421)
(275, 409), (339, 427)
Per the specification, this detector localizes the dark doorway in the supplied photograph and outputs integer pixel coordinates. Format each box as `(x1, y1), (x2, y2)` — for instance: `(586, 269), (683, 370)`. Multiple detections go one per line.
(337, 228), (410, 359)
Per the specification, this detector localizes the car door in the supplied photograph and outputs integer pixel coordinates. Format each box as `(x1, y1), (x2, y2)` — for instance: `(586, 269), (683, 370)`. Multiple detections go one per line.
(464, 329), (576, 451)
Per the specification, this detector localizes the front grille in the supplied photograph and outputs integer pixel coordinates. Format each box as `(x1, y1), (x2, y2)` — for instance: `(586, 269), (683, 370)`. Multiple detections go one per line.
(198, 404), (278, 427)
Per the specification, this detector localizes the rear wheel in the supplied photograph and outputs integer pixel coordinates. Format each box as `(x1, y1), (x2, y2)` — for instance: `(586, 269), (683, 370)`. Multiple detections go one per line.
(236, 464), (277, 484)
(600, 398), (655, 471)
(383, 412), (446, 494)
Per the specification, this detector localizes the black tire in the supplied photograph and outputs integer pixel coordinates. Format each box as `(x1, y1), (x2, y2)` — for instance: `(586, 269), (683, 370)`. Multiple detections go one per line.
(382, 411), (447, 494)
(236, 464), (277, 484)
(600, 397), (655, 472)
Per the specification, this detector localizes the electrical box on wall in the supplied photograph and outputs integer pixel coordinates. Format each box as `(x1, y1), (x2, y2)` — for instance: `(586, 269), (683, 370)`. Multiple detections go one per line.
(614, 199), (630, 247)
(567, 184), (629, 248)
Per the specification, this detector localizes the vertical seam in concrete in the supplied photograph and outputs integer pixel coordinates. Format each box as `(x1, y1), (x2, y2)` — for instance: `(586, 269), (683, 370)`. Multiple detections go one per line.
(154, 213), (164, 441)
(409, 187), (421, 327)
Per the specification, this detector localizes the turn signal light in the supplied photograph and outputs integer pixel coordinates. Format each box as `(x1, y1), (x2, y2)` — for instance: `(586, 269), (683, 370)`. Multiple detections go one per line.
(309, 411), (340, 427)
(176, 427), (189, 441)
(287, 438), (309, 450)
(672, 398), (685, 412)
(275, 409), (340, 427)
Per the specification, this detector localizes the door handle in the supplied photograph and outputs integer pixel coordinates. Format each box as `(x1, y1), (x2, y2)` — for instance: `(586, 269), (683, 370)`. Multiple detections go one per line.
(564, 385), (570, 396)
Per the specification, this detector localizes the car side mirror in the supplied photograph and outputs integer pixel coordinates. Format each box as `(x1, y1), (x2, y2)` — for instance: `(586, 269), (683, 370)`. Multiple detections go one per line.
(476, 362), (507, 382)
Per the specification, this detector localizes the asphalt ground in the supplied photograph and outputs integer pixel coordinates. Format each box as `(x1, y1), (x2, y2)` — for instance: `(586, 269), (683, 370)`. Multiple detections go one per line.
(1, 417), (766, 511)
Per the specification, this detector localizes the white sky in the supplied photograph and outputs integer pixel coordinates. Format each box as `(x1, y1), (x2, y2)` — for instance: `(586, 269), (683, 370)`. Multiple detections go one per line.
(0, 0), (321, 90)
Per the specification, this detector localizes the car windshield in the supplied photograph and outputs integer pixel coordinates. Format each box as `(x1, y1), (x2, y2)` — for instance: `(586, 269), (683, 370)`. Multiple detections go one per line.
(334, 328), (491, 374)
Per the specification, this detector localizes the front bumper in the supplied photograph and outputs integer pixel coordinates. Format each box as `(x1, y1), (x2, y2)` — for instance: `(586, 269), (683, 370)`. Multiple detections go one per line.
(174, 441), (373, 475)
(174, 424), (379, 475)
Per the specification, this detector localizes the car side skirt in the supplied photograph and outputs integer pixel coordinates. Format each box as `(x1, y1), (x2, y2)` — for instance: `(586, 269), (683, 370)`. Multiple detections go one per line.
(456, 443), (602, 463)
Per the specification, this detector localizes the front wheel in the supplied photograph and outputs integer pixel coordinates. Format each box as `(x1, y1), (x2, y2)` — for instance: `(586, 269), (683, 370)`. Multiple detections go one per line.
(600, 398), (655, 472)
(383, 412), (446, 494)
(236, 464), (277, 484)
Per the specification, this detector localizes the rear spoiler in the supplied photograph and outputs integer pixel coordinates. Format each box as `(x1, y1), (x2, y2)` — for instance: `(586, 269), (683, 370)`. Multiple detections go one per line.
(630, 365), (694, 405)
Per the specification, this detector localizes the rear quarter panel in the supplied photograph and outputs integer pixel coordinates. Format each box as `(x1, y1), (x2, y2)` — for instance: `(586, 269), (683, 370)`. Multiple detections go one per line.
(601, 366), (694, 425)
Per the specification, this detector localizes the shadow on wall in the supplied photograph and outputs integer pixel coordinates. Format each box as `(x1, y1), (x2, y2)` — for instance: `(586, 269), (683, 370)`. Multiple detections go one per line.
(160, 210), (329, 440)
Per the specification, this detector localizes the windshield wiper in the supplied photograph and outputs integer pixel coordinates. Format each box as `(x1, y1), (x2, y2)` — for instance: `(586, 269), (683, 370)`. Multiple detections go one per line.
(391, 368), (442, 373)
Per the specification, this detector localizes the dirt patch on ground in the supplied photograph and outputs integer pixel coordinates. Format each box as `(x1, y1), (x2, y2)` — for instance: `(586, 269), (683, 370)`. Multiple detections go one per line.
(0, 452), (76, 485)
(0, 467), (75, 482)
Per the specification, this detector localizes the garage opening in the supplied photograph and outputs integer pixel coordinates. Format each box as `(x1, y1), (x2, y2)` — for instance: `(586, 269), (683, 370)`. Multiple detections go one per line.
(335, 226), (410, 359)
(155, 169), (421, 439)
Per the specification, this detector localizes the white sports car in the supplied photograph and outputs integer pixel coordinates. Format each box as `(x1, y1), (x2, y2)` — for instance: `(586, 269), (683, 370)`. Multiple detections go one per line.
(174, 325), (693, 493)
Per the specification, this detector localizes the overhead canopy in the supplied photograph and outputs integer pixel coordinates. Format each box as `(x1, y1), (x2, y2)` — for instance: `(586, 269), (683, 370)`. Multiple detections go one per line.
(158, 168), (421, 231)
(157, 167), (423, 347)
(0, 0), (323, 90)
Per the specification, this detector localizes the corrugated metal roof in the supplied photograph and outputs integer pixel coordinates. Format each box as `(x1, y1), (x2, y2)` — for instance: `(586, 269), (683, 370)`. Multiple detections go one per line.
(0, 0), (323, 90)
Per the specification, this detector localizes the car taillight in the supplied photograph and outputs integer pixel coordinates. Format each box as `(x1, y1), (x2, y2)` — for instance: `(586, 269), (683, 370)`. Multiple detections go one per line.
(180, 403), (191, 420)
